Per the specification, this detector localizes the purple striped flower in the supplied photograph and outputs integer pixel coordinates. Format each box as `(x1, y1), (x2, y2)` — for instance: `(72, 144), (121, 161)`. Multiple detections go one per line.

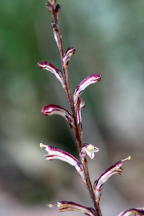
(80, 144), (99, 160)
(57, 201), (95, 216)
(118, 208), (144, 216)
(63, 47), (76, 66)
(37, 61), (65, 88)
(94, 156), (131, 202)
(73, 73), (101, 106)
(41, 104), (74, 128)
(40, 143), (85, 182)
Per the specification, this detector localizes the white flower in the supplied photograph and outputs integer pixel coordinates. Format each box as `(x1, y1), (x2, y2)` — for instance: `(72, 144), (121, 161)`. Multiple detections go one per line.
(80, 144), (99, 160)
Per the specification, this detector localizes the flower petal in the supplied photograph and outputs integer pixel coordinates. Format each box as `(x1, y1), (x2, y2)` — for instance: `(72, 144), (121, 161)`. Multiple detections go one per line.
(37, 61), (65, 88)
(63, 47), (76, 66)
(41, 104), (74, 128)
(57, 201), (95, 216)
(76, 98), (85, 126)
(80, 144), (99, 160)
(40, 143), (85, 182)
(73, 73), (101, 106)
(118, 208), (144, 216)
(94, 156), (131, 202)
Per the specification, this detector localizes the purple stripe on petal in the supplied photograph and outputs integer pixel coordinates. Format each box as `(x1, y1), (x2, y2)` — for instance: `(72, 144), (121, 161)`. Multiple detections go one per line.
(118, 208), (144, 216)
(73, 73), (101, 106)
(41, 104), (74, 128)
(37, 61), (65, 88)
(40, 143), (85, 182)
(57, 201), (95, 216)
(94, 156), (131, 202)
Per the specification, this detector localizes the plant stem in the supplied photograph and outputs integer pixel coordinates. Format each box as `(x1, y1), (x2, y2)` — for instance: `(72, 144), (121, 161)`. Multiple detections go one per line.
(50, 2), (102, 216)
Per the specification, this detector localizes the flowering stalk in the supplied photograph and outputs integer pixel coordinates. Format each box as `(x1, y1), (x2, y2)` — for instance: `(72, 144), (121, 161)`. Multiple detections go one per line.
(38, 1), (144, 216)
(40, 1), (102, 215)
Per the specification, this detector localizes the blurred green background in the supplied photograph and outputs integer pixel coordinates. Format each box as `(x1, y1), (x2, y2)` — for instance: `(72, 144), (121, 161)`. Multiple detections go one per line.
(0, 0), (144, 215)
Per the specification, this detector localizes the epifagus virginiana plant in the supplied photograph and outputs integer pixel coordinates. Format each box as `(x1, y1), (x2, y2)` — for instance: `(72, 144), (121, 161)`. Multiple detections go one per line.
(38, 1), (144, 216)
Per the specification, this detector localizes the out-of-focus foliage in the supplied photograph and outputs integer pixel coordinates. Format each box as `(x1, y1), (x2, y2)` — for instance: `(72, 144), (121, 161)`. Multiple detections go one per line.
(0, 0), (144, 215)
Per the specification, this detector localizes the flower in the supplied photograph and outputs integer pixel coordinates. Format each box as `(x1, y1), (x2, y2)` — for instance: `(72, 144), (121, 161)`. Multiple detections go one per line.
(80, 144), (99, 160)
(63, 47), (76, 66)
(57, 201), (95, 216)
(41, 104), (74, 128)
(73, 73), (101, 107)
(118, 208), (144, 216)
(37, 61), (65, 88)
(40, 143), (85, 182)
(94, 156), (131, 202)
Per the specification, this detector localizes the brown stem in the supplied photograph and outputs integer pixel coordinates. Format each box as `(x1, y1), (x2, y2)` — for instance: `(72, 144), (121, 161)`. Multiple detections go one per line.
(83, 158), (102, 216)
(49, 2), (102, 216)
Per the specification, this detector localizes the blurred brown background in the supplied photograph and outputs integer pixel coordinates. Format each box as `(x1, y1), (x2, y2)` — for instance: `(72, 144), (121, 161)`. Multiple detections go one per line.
(0, 0), (144, 215)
